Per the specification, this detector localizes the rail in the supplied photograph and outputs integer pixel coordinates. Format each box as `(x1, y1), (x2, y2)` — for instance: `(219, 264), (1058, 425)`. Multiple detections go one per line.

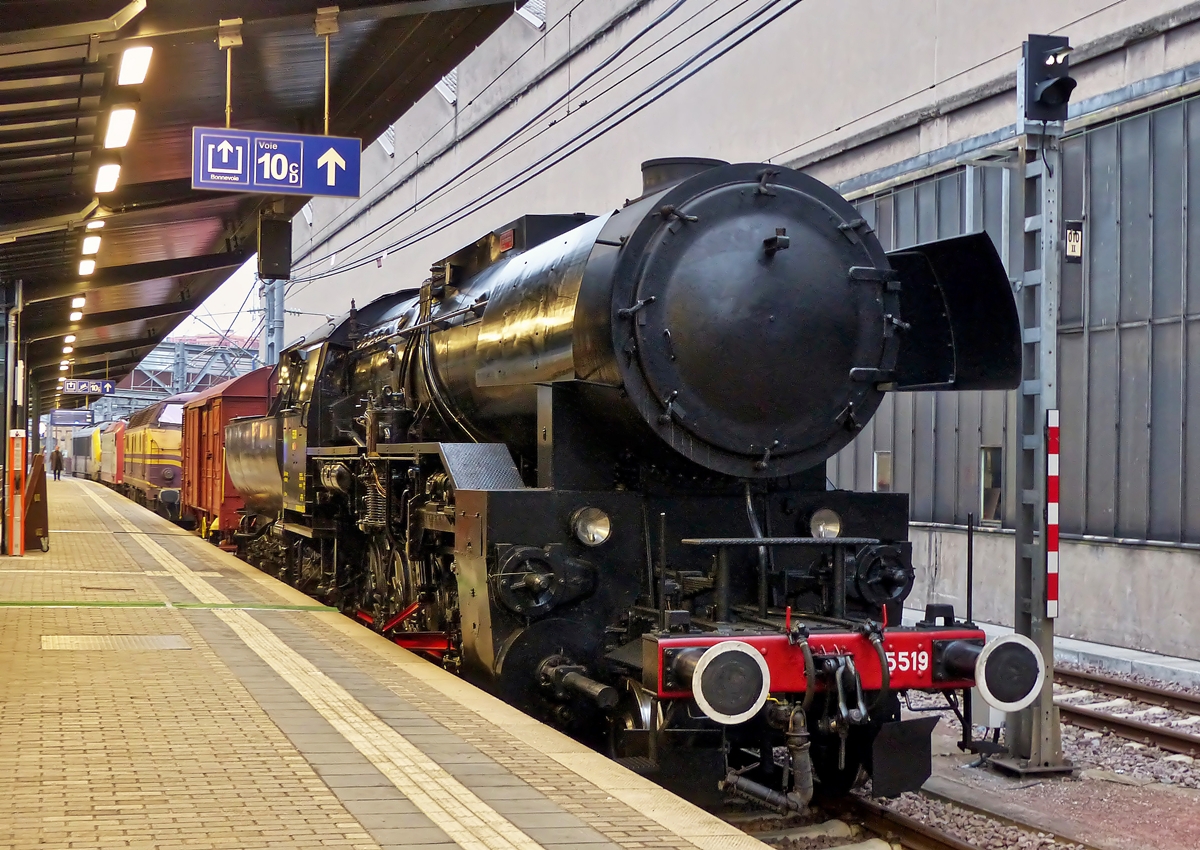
(830, 795), (983, 850)
(1054, 666), (1200, 714)
(1053, 666), (1200, 757)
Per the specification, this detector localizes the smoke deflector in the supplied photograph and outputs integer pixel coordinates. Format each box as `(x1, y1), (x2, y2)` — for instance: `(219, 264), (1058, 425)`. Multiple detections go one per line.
(887, 232), (1021, 391)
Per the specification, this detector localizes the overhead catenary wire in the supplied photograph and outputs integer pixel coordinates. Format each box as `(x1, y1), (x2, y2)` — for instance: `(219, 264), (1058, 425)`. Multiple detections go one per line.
(306, 0), (735, 281)
(299, 0), (1136, 288)
(289, 0), (719, 279)
(288, 0), (789, 293)
(287, 0), (801, 295)
(290, 0), (1132, 295)
(294, 0), (596, 262)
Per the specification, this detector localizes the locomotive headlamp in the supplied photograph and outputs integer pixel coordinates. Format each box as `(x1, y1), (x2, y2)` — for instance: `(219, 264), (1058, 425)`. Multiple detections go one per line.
(809, 508), (842, 539)
(572, 507), (611, 546)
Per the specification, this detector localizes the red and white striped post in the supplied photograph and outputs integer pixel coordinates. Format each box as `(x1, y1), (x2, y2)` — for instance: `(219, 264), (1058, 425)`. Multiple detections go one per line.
(1046, 409), (1059, 619)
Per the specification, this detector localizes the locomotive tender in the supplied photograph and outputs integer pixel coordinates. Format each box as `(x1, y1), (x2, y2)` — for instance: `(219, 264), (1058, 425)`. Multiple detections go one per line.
(227, 158), (1044, 805)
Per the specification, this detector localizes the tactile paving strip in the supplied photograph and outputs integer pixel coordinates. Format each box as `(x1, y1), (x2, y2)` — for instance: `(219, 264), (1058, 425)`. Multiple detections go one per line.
(40, 634), (191, 650)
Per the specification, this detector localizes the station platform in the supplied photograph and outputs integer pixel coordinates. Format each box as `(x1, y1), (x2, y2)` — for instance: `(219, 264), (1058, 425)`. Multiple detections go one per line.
(0, 478), (765, 850)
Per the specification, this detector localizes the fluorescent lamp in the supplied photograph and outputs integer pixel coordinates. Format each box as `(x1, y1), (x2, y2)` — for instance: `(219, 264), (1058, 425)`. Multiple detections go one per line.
(64, 335), (76, 343)
(60, 360), (69, 367)
(104, 107), (136, 149)
(95, 163), (120, 193)
(69, 311), (83, 321)
(81, 236), (101, 255)
(79, 260), (95, 275)
(60, 364), (68, 371)
(71, 296), (86, 308)
(86, 220), (105, 230)
(63, 346), (73, 354)
(119, 46), (153, 85)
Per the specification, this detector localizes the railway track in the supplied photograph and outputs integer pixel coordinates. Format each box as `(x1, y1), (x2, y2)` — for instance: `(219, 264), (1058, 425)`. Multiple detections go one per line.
(739, 790), (1101, 850)
(828, 795), (984, 850)
(1053, 666), (1200, 756)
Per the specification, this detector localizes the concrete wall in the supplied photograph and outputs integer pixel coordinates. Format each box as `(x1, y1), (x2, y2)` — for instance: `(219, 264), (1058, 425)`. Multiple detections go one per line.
(290, 0), (1200, 334)
(909, 526), (1200, 660)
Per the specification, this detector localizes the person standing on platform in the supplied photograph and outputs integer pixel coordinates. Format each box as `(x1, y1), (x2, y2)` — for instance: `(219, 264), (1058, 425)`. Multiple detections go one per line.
(50, 445), (63, 481)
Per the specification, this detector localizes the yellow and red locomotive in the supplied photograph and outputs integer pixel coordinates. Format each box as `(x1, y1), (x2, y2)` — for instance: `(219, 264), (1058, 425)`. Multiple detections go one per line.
(121, 393), (194, 519)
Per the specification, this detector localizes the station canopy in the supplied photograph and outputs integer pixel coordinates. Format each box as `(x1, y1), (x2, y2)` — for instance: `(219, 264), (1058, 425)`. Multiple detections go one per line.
(0, 0), (512, 407)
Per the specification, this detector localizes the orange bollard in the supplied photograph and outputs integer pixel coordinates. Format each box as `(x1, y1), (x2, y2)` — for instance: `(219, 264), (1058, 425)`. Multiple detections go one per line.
(6, 429), (25, 555)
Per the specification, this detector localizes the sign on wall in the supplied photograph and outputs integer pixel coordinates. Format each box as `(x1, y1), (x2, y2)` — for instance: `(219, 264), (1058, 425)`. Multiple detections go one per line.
(1065, 220), (1083, 264)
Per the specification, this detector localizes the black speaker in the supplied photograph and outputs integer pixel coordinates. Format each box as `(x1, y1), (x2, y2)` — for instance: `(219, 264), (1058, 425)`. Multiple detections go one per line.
(258, 218), (292, 279)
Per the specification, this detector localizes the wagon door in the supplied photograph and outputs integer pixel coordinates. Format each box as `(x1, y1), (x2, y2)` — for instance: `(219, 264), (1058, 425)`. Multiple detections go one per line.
(206, 401), (220, 526)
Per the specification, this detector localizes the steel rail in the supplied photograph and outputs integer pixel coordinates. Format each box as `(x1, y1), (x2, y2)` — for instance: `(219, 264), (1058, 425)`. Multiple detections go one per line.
(830, 796), (983, 850)
(1053, 666), (1200, 756)
(1055, 701), (1200, 756)
(1054, 666), (1200, 715)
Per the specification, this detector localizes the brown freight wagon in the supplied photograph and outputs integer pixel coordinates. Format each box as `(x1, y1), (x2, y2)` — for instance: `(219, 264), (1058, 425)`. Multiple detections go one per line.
(182, 367), (274, 544)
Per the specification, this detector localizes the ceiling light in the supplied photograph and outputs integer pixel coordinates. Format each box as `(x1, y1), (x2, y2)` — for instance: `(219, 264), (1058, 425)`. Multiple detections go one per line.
(86, 219), (105, 230)
(81, 235), (101, 255)
(59, 364), (68, 371)
(64, 335), (76, 343)
(63, 346), (73, 354)
(60, 360), (69, 367)
(79, 260), (95, 275)
(104, 107), (137, 149)
(118, 46), (153, 85)
(71, 296), (86, 309)
(69, 311), (83, 322)
(95, 162), (120, 193)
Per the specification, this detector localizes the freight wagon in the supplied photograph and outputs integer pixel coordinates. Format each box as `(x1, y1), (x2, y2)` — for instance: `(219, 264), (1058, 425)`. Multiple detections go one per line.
(182, 367), (273, 544)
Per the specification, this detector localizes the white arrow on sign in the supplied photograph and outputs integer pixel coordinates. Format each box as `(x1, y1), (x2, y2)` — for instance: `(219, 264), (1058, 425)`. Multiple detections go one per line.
(207, 140), (243, 175)
(317, 147), (346, 186)
(102, 381), (114, 393)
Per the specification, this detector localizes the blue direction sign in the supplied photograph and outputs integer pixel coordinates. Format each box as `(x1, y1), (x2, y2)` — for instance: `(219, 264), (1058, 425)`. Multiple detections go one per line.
(62, 379), (116, 395)
(191, 127), (361, 198)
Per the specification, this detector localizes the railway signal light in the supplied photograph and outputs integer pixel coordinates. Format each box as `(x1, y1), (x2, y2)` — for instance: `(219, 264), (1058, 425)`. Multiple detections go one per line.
(1022, 34), (1077, 123)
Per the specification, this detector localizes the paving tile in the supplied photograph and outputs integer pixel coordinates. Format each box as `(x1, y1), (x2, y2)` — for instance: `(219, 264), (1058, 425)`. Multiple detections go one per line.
(319, 774), (401, 789)
(504, 813), (590, 829)
(0, 480), (752, 850)
(524, 830), (623, 845)
(0, 481), (386, 850)
(340, 799), (424, 819)
(354, 822), (450, 843)
(326, 787), (411, 803)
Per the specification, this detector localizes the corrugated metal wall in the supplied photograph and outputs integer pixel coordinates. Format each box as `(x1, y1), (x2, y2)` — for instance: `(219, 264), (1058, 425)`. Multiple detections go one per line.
(833, 93), (1200, 546)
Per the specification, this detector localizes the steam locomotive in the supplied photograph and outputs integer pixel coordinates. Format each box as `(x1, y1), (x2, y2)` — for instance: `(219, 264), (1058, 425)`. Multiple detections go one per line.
(226, 158), (1045, 805)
